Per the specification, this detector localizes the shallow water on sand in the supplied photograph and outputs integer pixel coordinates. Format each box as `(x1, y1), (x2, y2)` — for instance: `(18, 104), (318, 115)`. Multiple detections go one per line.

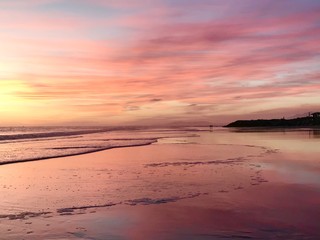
(0, 127), (198, 165)
(0, 128), (319, 239)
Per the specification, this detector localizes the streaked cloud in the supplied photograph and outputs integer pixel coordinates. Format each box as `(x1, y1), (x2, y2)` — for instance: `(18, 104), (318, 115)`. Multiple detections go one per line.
(1, 0), (320, 125)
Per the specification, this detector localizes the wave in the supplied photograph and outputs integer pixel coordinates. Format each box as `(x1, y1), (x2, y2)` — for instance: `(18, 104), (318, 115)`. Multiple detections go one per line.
(0, 129), (109, 141)
(0, 139), (157, 166)
(0, 127), (201, 166)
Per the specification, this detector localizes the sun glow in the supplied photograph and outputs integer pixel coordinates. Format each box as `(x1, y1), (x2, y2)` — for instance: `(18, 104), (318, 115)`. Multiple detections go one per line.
(0, 80), (61, 125)
(0, 80), (31, 108)
(0, 0), (319, 126)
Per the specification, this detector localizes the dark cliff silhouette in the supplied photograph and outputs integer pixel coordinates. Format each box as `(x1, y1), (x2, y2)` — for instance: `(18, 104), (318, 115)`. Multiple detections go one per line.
(225, 112), (320, 128)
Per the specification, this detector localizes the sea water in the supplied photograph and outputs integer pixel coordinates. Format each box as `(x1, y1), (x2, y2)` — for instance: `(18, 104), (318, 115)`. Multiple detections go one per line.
(0, 127), (319, 239)
(0, 126), (197, 164)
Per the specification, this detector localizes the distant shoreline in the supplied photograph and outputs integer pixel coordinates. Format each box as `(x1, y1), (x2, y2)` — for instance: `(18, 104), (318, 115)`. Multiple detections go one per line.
(224, 115), (320, 128)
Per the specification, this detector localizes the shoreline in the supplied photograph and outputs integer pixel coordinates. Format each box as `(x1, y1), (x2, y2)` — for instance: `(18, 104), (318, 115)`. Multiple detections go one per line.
(0, 129), (319, 239)
(0, 139), (157, 166)
(225, 116), (320, 128)
(0, 130), (201, 167)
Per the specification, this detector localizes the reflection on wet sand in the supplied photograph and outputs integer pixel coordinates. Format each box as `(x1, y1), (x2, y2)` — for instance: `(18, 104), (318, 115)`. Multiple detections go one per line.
(310, 129), (320, 138)
(0, 128), (319, 239)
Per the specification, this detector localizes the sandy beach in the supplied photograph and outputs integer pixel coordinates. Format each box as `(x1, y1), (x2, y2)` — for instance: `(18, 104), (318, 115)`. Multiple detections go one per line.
(2, 0), (320, 239)
(0, 128), (319, 239)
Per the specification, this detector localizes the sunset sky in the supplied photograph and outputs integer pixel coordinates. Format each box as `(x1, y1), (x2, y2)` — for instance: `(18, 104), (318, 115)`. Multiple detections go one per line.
(1, 0), (320, 126)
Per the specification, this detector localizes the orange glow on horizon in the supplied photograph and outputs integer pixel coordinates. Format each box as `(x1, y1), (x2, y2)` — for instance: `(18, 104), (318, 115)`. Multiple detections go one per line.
(1, 1), (320, 126)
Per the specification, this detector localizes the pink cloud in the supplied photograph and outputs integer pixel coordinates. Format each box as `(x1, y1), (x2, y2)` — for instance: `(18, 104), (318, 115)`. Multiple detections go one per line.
(2, 1), (320, 125)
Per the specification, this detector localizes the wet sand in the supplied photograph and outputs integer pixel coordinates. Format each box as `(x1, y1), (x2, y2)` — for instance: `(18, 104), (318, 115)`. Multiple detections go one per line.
(0, 129), (319, 239)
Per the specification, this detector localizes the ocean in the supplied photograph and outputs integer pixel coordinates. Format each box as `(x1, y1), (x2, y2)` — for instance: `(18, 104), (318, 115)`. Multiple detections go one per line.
(0, 126), (199, 165)
(0, 126), (319, 239)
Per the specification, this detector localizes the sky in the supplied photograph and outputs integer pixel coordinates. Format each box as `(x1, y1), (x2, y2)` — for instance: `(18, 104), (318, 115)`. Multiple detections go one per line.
(1, 0), (320, 126)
